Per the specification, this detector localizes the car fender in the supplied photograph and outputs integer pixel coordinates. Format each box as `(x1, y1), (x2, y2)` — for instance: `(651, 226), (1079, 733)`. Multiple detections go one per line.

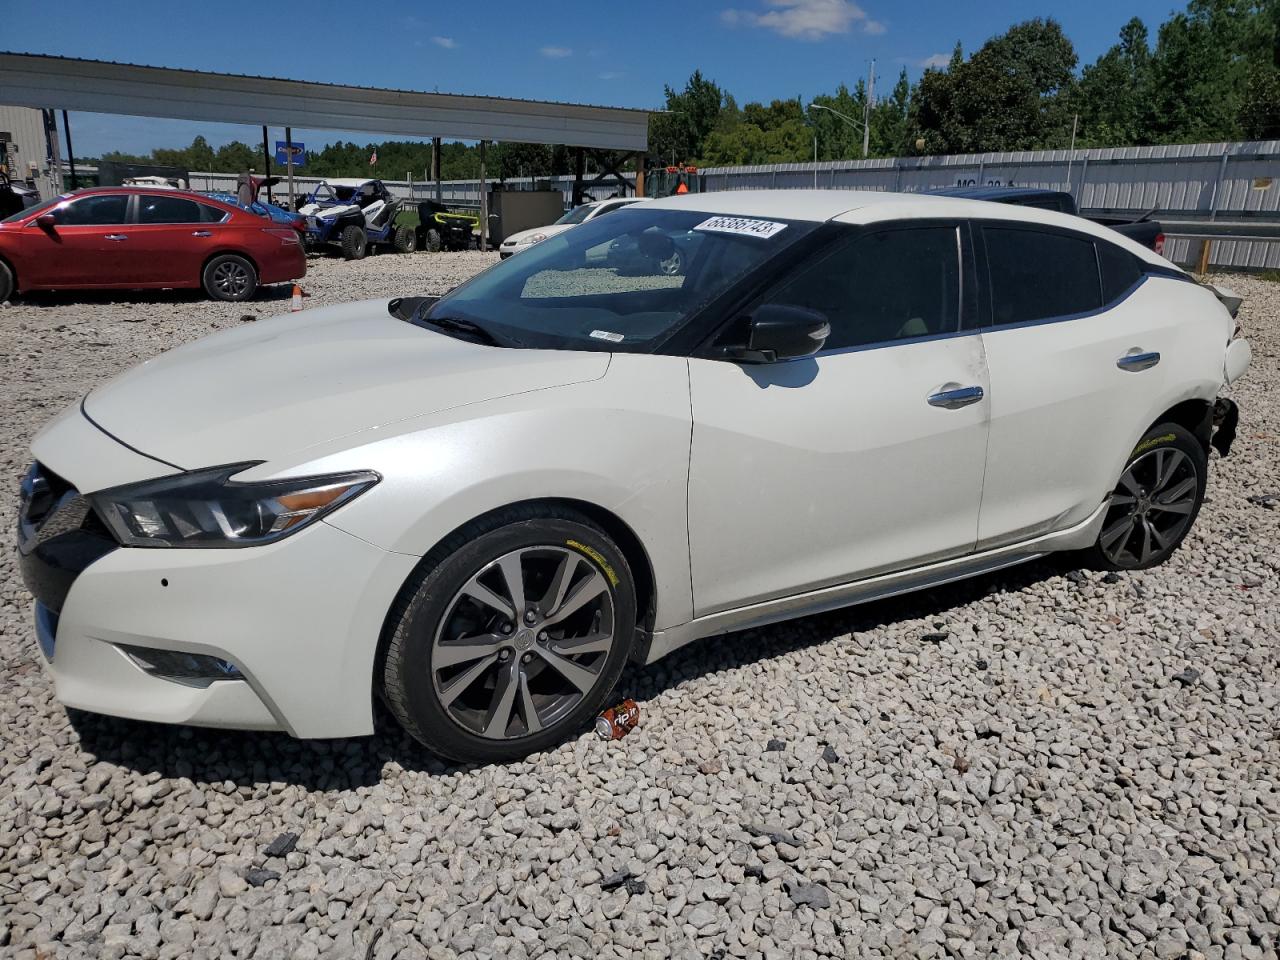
(248, 354), (696, 631)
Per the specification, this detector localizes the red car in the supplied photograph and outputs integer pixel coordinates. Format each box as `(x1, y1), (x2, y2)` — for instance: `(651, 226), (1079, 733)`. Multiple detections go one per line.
(0, 187), (305, 303)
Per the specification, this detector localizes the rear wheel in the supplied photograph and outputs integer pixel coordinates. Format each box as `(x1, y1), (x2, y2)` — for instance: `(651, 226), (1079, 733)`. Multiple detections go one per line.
(1086, 422), (1206, 570)
(0, 260), (13, 301)
(201, 254), (257, 301)
(394, 225), (417, 253)
(340, 225), (368, 260)
(382, 506), (636, 763)
(422, 228), (442, 253)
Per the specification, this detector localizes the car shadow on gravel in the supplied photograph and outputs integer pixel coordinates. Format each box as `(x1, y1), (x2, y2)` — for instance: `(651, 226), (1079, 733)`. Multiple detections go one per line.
(65, 554), (1079, 788)
(13, 285), (295, 308)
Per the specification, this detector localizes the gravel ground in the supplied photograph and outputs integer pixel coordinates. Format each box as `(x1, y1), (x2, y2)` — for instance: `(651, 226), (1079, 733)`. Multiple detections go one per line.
(1, 255), (1278, 960)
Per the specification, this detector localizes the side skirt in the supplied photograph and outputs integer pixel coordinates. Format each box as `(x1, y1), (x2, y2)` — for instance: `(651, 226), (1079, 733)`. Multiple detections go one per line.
(643, 498), (1110, 664)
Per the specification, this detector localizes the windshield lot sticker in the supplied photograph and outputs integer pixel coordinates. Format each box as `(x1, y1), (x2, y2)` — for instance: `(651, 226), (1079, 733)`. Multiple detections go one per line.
(590, 330), (625, 343)
(693, 216), (788, 239)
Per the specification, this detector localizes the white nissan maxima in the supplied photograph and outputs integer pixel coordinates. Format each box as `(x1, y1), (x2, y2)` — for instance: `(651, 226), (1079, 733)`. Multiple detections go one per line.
(19, 191), (1251, 762)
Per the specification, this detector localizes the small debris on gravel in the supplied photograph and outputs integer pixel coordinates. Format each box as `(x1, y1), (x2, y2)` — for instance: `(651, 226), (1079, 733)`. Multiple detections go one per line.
(919, 631), (949, 643)
(243, 867), (280, 887)
(1, 264), (1276, 959)
(786, 880), (832, 909)
(599, 868), (634, 891)
(1172, 666), (1202, 686)
(1246, 492), (1278, 509)
(975, 657), (990, 670)
(624, 877), (647, 895)
(262, 831), (299, 857)
(821, 744), (840, 764)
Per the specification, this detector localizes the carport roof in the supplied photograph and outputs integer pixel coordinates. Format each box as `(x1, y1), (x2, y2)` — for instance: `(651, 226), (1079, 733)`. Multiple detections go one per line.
(0, 52), (651, 151)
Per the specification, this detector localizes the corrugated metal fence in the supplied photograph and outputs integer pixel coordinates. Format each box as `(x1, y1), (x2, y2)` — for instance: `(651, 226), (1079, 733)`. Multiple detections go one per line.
(698, 141), (1280, 220)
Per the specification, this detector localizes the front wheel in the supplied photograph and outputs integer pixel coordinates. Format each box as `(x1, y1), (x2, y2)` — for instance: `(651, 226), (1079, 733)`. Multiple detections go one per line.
(340, 224), (367, 260)
(394, 226), (416, 253)
(202, 254), (258, 301)
(1086, 422), (1207, 570)
(0, 260), (14, 302)
(382, 507), (636, 762)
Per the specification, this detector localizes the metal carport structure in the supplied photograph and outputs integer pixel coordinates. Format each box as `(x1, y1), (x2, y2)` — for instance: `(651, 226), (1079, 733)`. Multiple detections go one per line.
(0, 52), (652, 242)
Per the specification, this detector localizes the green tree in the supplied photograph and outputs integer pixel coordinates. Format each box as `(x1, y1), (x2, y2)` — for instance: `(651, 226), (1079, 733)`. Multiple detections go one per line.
(648, 70), (725, 165)
(911, 19), (1078, 153)
(1073, 18), (1152, 146)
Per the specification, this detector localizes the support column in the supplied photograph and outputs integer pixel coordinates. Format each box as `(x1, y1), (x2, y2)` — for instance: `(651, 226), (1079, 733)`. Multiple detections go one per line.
(478, 140), (488, 251)
(573, 147), (585, 205)
(432, 137), (442, 202)
(634, 152), (645, 198)
(261, 126), (273, 203)
(62, 110), (76, 190)
(285, 126), (295, 210)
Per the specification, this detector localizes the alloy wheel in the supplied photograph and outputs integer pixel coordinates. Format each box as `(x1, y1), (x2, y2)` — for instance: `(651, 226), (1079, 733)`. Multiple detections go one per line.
(212, 260), (251, 297)
(1098, 446), (1199, 567)
(431, 546), (615, 740)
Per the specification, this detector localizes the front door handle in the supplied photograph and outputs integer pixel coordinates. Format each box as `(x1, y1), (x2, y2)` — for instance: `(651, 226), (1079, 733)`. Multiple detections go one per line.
(1117, 350), (1160, 372)
(191, 230), (212, 237)
(104, 234), (128, 241)
(927, 385), (985, 409)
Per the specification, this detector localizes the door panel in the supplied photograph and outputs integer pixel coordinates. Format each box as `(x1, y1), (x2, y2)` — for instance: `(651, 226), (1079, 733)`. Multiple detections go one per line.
(125, 195), (222, 286)
(976, 226), (1185, 547)
(687, 335), (990, 616)
(978, 283), (1186, 547)
(22, 194), (131, 287)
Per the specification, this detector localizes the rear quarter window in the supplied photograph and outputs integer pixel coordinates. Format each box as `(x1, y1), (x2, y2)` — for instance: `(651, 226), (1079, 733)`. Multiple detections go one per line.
(983, 225), (1102, 326)
(1096, 240), (1145, 303)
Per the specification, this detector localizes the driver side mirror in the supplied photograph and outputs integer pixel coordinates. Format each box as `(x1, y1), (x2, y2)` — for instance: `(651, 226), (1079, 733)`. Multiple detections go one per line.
(35, 213), (57, 230)
(720, 304), (830, 363)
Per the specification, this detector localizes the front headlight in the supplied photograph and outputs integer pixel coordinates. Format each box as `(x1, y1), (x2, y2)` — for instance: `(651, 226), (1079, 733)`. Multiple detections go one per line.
(515, 233), (546, 246)
(89, 462), (379, 548)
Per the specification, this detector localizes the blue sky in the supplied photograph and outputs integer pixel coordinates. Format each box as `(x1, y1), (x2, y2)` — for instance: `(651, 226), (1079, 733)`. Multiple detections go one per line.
(2, 0), (1183, 156)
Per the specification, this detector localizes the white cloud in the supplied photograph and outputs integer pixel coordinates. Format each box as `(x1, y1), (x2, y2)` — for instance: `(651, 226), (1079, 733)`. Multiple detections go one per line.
(919, 52), (949, 69)
(540, 46), (573, 58)
(598, 71), (624, 81)
(862, 18), (886, 35)
(431, 36), (457, 49)
(721, 0), (873, 41)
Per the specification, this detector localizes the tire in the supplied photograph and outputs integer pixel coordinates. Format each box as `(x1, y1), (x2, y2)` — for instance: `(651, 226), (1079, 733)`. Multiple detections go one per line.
(1085, 422), (1207, 570)
(658, 247), (684, 276)
(422, 228), (442, 253)
(394, 225), (416, 254)
(0, 260), (13, 302)
(201, 254), (258, 302)
(383, 505), (637, 763)
(340, 225), (367, 260)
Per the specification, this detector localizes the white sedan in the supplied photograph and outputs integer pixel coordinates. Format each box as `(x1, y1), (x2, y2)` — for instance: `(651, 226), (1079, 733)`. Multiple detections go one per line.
(19, 191), (1251, 762)
(498, 196), (646, 257)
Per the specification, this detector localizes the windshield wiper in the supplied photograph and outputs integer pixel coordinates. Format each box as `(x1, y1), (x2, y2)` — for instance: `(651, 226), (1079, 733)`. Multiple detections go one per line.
(419, 314), (507, 347)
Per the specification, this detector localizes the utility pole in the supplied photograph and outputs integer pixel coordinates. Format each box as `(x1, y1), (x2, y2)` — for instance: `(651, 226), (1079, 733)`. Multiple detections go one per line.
(1065, 113), (1079, 194)
(862, 59), (875, 160)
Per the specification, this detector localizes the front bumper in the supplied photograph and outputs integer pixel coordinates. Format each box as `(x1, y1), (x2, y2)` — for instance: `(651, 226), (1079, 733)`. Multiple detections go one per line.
(30, 519), (417, 738)
(20, 412), (418, 739)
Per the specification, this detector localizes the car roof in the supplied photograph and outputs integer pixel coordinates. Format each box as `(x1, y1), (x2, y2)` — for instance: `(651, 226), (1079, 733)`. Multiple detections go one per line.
(640, 189), (1173, 267)
(58, 186), (241, 209)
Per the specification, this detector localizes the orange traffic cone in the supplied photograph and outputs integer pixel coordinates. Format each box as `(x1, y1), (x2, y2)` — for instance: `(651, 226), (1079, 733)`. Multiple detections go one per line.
(290, 284), (303, 312)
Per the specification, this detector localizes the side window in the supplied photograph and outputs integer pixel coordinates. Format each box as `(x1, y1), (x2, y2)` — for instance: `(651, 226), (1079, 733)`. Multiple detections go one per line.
(1096, 240), (1144, 303)
(58, 195), (128, 225)
(757, 225), (961, 351)
(137, 195), (203, 224)
(983, 226), (1101, 326)
(198, 203), (230, 223)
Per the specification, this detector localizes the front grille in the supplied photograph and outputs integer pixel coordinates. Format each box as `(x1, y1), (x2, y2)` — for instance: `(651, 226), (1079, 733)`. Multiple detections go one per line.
(17, 462), (117, 614)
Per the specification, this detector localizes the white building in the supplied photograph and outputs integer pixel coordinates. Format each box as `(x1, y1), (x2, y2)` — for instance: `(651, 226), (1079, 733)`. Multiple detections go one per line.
(0, 104), (57, 198)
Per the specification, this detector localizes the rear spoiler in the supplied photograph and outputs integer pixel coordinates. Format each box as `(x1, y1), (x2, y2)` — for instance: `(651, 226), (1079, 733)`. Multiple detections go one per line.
(1205, 283), (1243, 319)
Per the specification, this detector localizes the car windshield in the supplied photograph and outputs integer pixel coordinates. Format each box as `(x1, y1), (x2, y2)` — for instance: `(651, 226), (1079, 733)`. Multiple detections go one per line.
(3, 197), (60, 223)
(554, 204), (597, 226)
(422, 207), (817, 352)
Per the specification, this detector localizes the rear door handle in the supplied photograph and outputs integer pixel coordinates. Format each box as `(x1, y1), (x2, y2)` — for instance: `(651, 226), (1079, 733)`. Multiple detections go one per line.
(1117, 350), (1160, 372)
(191, 230), (212, 237)
(104, 234), (128, 241)
(927, 385), (985, 409)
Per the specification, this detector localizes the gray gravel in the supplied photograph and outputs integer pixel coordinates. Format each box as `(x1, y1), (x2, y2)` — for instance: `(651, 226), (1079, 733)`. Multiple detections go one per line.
(2, 256), (1279, 960)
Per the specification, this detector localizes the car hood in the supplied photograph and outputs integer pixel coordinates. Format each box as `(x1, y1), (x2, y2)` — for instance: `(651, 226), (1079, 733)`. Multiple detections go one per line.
(82, 299), (610, 468)
(502, 224), (571, 246)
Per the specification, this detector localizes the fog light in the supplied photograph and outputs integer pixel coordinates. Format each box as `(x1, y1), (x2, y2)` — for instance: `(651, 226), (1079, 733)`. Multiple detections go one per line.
(118, 644), (243, 688)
